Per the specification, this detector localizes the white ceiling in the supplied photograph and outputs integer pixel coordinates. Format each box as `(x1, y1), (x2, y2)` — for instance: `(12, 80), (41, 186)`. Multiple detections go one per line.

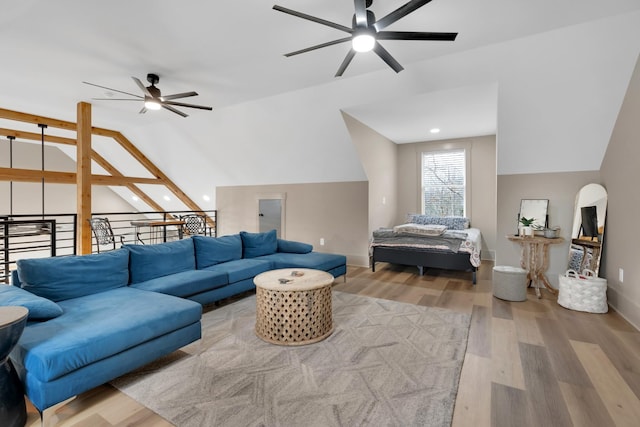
(2, 1), (640, 208)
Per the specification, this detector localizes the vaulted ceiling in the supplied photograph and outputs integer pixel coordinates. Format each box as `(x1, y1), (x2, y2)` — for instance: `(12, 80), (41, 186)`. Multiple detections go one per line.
(2, 1), (640, 209)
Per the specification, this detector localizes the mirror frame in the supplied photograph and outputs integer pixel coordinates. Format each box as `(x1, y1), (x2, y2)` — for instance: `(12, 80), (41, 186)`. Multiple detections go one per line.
(568, 183), (607, 275)
(518, 199), (549, 230)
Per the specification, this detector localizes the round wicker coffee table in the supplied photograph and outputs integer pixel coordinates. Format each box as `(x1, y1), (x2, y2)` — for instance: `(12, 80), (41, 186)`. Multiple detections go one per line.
(254, 268), (334, 346)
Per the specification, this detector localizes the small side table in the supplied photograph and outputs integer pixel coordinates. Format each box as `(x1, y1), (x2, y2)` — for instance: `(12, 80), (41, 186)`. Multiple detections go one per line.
(0, 306), (29, 427)
(254, 268), (334, 346)
(507, 235), (564, 298)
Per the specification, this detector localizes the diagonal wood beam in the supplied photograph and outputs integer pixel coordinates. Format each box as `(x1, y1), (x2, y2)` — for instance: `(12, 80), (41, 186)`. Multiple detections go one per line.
(94, 129), (215, 229)
(90, 151), (167, 213)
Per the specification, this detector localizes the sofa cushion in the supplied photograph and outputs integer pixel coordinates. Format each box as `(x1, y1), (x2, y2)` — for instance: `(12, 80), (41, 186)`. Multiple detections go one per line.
(131, 269), (228, 298)
(125, 239), (195, 284)
(0, 285), (63, 320)
(193, 234), (242, 268)
(16, 249), (129, 302)
(256, 252), (346, 272)
(201, 258), (273, 283)
(277, 239), (313, 254)
(12, 287), (201, 382)
(240, 230), (277, 258)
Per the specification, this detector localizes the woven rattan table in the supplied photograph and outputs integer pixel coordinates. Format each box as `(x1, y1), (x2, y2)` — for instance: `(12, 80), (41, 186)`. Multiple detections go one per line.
(254, 268), (334, 346)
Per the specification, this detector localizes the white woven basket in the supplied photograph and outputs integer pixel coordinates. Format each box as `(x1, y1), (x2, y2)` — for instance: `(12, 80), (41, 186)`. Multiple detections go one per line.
(557, 269), (608, 313)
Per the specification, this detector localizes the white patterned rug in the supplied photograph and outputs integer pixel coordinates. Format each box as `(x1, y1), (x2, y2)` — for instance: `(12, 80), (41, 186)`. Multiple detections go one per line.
(111, 291), (470, 427)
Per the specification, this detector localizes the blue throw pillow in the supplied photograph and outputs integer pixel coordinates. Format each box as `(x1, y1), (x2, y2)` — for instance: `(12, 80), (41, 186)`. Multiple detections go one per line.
(125, 238), (196, 283)
(16, 249), (129, 302)
(0, 285), (63, 320)
(240, 230), (277, 258)
(277, 239), (313, 254)
(193, 234), (242, 269)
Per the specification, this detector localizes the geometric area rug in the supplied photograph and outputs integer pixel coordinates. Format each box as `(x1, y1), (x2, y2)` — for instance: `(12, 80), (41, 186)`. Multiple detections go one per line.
(111, 291), (471, 427)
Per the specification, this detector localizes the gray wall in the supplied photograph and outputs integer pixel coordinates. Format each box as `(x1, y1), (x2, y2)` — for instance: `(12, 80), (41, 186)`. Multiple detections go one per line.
(496, 171), (602, 289)
(342, 112), (397, 235)
(216, 181), (370, 266)
(600, 54), (640, 329)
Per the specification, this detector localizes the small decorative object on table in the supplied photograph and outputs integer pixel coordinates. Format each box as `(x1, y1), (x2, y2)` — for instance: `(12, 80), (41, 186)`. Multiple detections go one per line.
(291, 270), (304, 277)
(519, 217), (535, 237)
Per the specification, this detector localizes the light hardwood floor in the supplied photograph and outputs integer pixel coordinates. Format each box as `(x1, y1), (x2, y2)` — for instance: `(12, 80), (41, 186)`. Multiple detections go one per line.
(25, 262), (640, 426)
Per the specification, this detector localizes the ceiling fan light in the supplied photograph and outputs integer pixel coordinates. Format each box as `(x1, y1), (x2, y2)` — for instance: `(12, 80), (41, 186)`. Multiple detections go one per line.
(144, 99), (161, 110)
(352, 33), (375, 52)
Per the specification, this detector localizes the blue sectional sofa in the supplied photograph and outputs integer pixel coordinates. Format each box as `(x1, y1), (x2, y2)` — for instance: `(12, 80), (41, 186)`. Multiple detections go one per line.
(1, 230), (346, 414)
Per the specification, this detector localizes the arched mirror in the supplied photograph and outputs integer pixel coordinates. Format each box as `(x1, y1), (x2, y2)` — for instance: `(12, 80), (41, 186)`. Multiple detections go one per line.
(568, 183), (607, 275)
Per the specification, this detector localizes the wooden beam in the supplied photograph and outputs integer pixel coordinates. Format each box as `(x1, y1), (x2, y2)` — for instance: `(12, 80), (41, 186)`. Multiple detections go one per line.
(77, 102), (92, 255)
(0, 167), (76, 183)
(0, 167), (165, 185)
(0, 108), (77, 131)
(111, 132), (215, 228)
(90, 151), (167, 213)
(0, 128), (76, 145)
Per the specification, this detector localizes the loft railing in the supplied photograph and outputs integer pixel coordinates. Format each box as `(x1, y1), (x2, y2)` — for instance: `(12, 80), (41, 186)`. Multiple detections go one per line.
(0, 210), (216, 284)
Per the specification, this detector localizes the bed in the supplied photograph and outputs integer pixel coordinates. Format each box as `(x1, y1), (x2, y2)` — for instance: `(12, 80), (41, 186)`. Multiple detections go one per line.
(370, 216), (482, 284)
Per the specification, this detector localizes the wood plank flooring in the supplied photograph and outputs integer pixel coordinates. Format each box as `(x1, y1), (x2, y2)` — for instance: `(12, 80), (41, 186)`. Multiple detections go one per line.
(24, 262), (640, 426)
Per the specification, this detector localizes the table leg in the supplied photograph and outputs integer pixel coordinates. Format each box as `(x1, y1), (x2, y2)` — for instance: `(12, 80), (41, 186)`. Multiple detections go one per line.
(529, 242), (541, 298)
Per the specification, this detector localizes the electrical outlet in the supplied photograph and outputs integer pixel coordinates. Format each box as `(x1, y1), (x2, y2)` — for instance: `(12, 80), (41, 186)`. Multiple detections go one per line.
(619, 268), (624, 283)
(320, 238), (325, 246)
(382, 196), (386, 205)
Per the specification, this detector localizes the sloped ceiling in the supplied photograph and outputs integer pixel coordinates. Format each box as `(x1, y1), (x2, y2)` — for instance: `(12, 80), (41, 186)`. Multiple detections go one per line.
(1, 1), (640, 209)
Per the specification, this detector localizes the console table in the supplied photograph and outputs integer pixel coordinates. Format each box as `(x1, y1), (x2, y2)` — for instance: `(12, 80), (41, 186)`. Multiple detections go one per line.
(0, 306), (29, 427)
(507, 235), (564, 298)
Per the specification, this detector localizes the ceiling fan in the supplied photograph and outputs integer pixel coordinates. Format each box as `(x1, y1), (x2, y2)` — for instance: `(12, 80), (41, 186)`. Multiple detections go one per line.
(82, 73), (213, 118)
(273, 0), (457, 77)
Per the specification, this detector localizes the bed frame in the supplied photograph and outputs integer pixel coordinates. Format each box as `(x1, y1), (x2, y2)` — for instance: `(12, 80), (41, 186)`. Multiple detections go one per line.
(371, 246), (477, 284)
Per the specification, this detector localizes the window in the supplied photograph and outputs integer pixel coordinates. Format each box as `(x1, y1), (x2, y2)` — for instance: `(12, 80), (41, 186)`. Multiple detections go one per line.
(421, 149), (466, 217)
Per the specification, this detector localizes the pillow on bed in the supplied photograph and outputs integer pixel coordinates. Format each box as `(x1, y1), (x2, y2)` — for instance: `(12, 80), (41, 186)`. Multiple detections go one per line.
(393, 223), (447, 236)
(406, 214), (470, 230)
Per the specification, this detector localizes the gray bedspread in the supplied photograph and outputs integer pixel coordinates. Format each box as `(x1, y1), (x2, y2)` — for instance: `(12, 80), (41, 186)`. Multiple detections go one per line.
(372, 228), (468, 252)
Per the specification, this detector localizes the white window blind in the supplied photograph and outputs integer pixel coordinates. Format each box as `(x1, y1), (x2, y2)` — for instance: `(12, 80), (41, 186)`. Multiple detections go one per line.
(421, 149), (466, 217)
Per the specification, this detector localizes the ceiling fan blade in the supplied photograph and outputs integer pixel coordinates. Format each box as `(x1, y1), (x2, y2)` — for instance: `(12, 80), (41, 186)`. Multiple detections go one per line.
(273, 5), (353, 33)
(335, 49), (357, 77)
(161, 91), (199, 101)
(377, 31), (457, 41)
(163, 100), (212, 111)
(82, 81), (142, 98)
(132, 77), (153, 98)
(354, 0), (368, 27)
(139, 106), (148, 114)
(373, 42), (404, 73)
(284, 37), (352, 57)
(91, 98), (141, 101)
(162, 104), (188, 118)
(374, 0), (433, 31)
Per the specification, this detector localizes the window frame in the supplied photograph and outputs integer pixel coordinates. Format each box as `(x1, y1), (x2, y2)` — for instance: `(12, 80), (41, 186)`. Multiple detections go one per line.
(420, 148), (469, 217)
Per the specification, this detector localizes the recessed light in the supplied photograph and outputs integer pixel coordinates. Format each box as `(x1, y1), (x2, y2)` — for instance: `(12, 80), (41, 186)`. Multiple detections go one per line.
(131, 196), (139, 202)
(163, 195), (171, 201)
(430, 128), (440, 134)
(203, 195), (210, 202)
